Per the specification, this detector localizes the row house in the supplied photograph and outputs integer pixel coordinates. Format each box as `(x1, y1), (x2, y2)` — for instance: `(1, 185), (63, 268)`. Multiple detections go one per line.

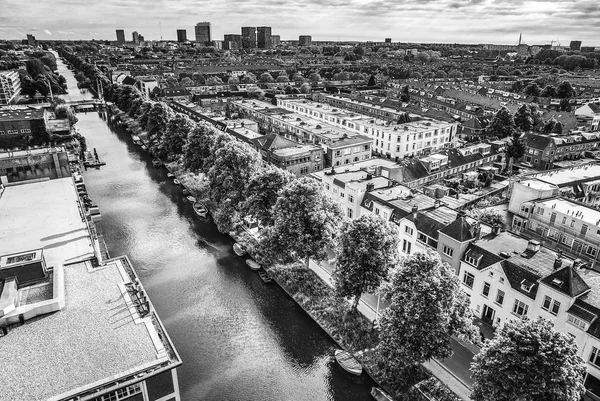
(251, 134), (323, 176)
(277, 98), (458, 160)
(312, 93), (415, 123)
(457, 230), (600, 399)
(229, 99), (372, 167)
(521, 132), (600, 170)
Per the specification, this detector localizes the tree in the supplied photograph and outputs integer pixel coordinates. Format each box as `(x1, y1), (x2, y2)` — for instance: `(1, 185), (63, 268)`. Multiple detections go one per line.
(292, 72), (305, 84)
(332, 215), (399, 311)
(205, 76), (223, 86)
(227, 76), (240, 85)
(242, 166), (294, 227)
(308, 72), (321, 83)
(299, 83), (311, 94)
(378, 251), (477, 368)
(541, 118), (559, 134)
(557, 80), (576, 99)
(435, 70), (448, 79)
(523, 83), (541, 97)
(242, 72), (256, 84)
(553, 120), (564, 134)
(505, 133), (526, 170)
(159, 114), (194, 161)
(183, 123), (216, 173)
(448, 69), (462, 79)
(165, 76), (178, 88)
(541, 85), (557, 98)
(513, 104), (534, 132)
(486, 107), (516, 138)
(560, 98), (572, 112)
(40, 54), (57, 72)
(26, 58), (47, 78)
(276, 72), (290, 83)
(258, 72), (274, 83)
(473, 209), (504, 229)
(257, 177), (342, 267)
(180, 77), (193, 87)
(471, 318), (586, 401)
(145, 102), (173, 146)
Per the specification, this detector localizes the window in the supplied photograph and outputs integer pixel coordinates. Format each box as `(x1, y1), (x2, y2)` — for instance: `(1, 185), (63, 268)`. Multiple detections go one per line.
(340, 192), (345, 198)
(482, 282), (491, 297)
(405, 226), (414, 236)
(591, 347), (600, 368)
(375, 207), (380, 215)
(442, 245), (454, 257)
(567, 314), (586, 329)
(347, 208), (353, 218)
(463, 271), (474, 289)
(417, 232), (427, 243)
(513, 299), (529, 317)
(465, 254), (480, 267)
(99, 383), (142, 401)
(402, 239), (411, 254)
(348, 195), (354, 203)
(587, 246), (598, 257)
(536, 207), (544, 215)
(300, 167), (309, 174)
(542, 296), (561, 315)
(582, 224), (589, 236)
(496, 290), (505, 305)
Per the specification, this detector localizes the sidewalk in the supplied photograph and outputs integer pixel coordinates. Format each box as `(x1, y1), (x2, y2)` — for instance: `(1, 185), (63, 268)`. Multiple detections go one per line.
(309, 258), (474, 400)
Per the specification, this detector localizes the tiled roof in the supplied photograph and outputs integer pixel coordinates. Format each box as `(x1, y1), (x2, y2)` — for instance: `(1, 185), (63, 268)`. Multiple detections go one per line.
(462, 243), (504, 271)
(540, 266), (591, 298)
(522, 133), (554, 151)
(405, 212), (445, 239)
(439, 216), (475, 242)
(567, 303), (596, 323)
(502, 260), (541, 300)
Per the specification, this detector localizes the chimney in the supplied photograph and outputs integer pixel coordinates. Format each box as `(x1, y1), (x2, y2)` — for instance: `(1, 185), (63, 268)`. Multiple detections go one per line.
(366, 173), (373, 180)
(412, 205), (418, 214)
(366, 183), (375, 192)
(526, 239), (541, 253)
(492, 223), (501, 235)
(554, 251), (563, 270)
(434, 199), (441, 208)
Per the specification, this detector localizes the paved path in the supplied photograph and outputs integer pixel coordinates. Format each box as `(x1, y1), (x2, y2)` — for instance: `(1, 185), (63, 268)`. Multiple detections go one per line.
(309, 258), (475, 400)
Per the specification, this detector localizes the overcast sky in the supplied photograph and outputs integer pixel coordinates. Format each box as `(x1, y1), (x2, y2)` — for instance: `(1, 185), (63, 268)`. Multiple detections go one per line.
(1, 0), (598, 46)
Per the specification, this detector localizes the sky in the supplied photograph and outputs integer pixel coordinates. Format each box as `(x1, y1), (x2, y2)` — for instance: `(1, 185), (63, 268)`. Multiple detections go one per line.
(0, 0), (599, 46)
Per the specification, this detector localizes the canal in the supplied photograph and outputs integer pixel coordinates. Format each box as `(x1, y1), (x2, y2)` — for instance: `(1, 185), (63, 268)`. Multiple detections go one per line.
(55, 56), (379, 400)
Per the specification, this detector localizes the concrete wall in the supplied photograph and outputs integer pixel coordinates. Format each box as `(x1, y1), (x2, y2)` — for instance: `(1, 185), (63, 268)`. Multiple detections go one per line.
(0, 149), (70, 183)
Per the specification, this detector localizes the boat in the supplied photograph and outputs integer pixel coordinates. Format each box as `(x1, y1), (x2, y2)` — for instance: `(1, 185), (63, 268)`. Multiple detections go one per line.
(141, 145), (148, 151)
(182, 188), (190, 196)
(173, 179), (181, 186)
(193, 202), (208, 218)
(152, 158), (162, 168)
(371, 387), (394, 401)
(246, 259), (261, 271)
(233, 243), (246, 256)
(133, 140), (143, 146)
(334, 350), (362, 376)
(131, 135), (140, 141)
(186, 195), (197, 203)
(167, 172), (175, 178)
(258, 269), (272, 283)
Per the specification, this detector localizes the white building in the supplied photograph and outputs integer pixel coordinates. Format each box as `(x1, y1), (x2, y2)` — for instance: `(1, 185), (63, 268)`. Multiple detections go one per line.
(277, 98), (459, 160)
(0, 70), (21, 105)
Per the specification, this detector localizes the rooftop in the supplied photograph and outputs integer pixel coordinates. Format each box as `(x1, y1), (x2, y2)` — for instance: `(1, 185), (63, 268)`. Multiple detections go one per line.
(0, 258), (177, 401)
(536, 197), (600, 224)
(0, 108), (44, 121)
(518, 178), (559, 192)
(531, 164), (600, 187)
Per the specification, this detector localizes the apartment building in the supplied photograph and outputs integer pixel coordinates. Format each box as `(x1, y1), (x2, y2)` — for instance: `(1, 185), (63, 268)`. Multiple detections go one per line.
(0, 70), (21, 105)
(526, 164), (600, 208)
(313, 93), (415, 123)
(229, 99), (372, 167)
(251, 133), (323, 176)
(277, 98), (458, 160)
(521, 132), (600, 170)
(457, 230), (600, 399)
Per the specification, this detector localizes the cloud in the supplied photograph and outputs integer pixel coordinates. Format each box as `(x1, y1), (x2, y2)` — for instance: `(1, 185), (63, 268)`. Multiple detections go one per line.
(0, 0), (597, 44)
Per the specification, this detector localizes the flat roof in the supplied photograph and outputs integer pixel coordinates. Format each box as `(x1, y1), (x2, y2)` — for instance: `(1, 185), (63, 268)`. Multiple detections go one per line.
(519, 178), (558, 192)
(537, 197), (600, 224)
(0, 108), (44, 121)
(0, 258), (175, 401)
(0, 178), (95, 268)
(532, 164), (600, 187)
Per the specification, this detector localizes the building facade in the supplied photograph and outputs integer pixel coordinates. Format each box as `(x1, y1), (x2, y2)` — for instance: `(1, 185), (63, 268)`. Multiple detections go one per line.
(116, 29), (125, 46)
(195, 22), (211, 45)
(257, 26), (272, 49)
(252, 134), (323, 176)
(177, 29), (187, 42)
(0, 70), (21, 105)
(241, 27), (256, 48)
(299, 35), (312, 46)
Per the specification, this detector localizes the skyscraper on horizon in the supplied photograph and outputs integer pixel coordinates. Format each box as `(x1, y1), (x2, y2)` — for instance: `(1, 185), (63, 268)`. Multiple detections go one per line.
(195, 22), (211, 45)
(257, 26), (272, 49)
(241, 27), (256, 48)
(177, 29), (187, 43)
(132, 31), (140, 44)
(299, 35), (312, 46)
(116, 29), (125, 46)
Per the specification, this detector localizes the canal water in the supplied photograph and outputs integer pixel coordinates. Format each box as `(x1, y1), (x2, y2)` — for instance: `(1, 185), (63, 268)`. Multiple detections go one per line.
(55, 56), (379, 400)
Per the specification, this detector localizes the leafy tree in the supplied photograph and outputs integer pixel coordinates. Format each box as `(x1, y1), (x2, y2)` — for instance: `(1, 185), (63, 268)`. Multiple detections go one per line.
(227, 76), (240, 85)
(557, 80), (576, 99)
(541, 85), (557, 98)
(205, 76), (223, 86)
(183, 123), (216, 173)
(26, 58), (47, 78)
(486, 107), (516, 138)
(259, 72), (274, 83)
(378, 251), (477, 367)
(435, 70), (448, 79)
(165, 76), (178, 88)
(541, 118), (559, 134)
(54, 104), (78, 126)
(505, 133), (526, 170)
(523, 83), (541, 97)
(513, 104), (534, 132)
(145, 102), (173, 146)
(158, 114), (194, 161)
(332, 214), (399, 311)
(40, 54), (57, 72)
(242, 72), (256, 84)
(511, 80), (524, 93)
(473, 209), (504, 229)
(448, 69), (462, 79)
(257, 177), (342, 267)
(299, 83), (311, 94)
(308, 72), (321, 83)
(180, 77), (193, 87)
(471, 318), (586, 401)
(560, 98), (572, 112)
(276, 72), (290, 83)
(242, 166), (294, 227)
(553, 120), (564, 134)
(292, 72), (305, 84)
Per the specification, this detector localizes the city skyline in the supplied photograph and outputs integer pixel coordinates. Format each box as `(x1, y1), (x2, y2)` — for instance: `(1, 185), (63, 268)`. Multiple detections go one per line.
(1, 0), (599, 45)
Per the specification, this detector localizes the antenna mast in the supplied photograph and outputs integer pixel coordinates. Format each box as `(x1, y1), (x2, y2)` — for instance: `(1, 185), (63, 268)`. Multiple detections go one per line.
(159, 21), (163, 41)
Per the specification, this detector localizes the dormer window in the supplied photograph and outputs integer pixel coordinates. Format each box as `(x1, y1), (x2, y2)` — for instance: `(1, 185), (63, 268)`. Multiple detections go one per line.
(465, 252), (482, 267)
(567, 315), (587, 330)
(521, 279), (534, 293)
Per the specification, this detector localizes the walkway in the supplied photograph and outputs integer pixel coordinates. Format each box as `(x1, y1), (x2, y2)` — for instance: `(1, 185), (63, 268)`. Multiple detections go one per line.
(308, 258), (475, 401)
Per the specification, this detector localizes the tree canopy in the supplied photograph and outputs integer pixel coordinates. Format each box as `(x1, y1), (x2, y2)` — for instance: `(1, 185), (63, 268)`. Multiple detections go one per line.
(486, 107), (516, 138)
(471, 317), (586, 401)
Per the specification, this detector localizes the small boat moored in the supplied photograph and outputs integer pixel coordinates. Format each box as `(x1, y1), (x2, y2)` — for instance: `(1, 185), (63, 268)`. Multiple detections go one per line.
(258, 269), (272, 283)
(186, 195), (197, 203)
(152, 158), (162, 168)
(233, 243), (247, 256)
(193, 202), (208, 218)
(371, 387), (394, 401)
(167, 172), (175, 178)
(173, 179), (181, 186)
(246, 259), (261, 271)
(133, 140), (143, 146)
(182, 188), (190, 196)
(141, 145), (148, 151)
(334, 350), (362, 376)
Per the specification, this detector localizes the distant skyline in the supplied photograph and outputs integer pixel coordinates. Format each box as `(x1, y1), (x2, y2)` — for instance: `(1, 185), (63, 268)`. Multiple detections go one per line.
(1, 0), (599, 46)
